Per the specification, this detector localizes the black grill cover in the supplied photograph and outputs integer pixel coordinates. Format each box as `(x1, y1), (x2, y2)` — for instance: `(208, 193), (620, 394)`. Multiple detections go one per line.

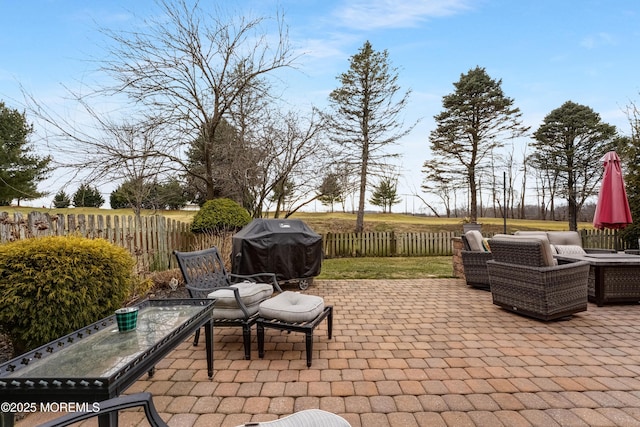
(231, 219), (323, 281)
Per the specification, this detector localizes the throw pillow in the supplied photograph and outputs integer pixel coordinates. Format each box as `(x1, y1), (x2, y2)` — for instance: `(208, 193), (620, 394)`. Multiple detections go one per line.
(555, 245), (586, 255)
(465, 230), (484, 252)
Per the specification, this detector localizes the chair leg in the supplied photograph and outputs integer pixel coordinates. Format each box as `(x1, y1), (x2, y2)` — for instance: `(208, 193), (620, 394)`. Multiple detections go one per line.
(305, 331), (313, 367)
(327, 306), (333, 339)
(257, 323), (265, 359)
(242, 324), (252, 360)
(193, 327), (200, 346)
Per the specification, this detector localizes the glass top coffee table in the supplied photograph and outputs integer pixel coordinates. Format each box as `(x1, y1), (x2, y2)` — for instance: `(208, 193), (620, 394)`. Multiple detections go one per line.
(0, 298), (214, 426)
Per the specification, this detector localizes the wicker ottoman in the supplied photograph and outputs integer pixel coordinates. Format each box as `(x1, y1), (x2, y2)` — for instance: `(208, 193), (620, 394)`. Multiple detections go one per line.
(257, 291), (333, 367)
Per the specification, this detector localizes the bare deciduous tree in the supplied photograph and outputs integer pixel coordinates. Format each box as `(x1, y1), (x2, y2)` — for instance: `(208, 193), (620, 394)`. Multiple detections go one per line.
(421, 158), (457, 217)
(100, 1), (298, 201)
(24, 1), (308, 218)
(250, 109), (331, 218)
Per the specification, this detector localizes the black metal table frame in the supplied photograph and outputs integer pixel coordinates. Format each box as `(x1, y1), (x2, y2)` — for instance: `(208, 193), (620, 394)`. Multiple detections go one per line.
(0, 298), (214, 427)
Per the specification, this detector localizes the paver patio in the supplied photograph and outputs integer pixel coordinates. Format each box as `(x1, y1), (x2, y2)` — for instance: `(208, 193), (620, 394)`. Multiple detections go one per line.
(19, 278), (640, 426)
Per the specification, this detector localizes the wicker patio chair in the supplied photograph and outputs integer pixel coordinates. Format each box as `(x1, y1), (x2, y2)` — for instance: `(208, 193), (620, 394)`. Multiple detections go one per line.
(174, 247), (282, 360)
(461, 231), (492, 290)
(486, 235), (590, 321)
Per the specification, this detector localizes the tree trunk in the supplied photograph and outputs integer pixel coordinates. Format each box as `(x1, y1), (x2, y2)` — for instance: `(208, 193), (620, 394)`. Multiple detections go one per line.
(355, 143), (369, 233)
(469, 170), (478, 223)
(568, 195), (578, 231)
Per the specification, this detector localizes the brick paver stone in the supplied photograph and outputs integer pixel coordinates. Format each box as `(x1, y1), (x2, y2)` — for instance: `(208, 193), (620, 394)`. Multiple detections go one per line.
(15, 279), (640, 427)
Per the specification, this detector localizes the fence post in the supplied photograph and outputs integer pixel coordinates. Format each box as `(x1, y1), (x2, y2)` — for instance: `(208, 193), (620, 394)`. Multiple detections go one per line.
(390, 231), (396, 256)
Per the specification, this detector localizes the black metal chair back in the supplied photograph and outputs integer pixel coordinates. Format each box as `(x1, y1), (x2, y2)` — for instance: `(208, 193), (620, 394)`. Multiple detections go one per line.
(174, 247), (231, 298)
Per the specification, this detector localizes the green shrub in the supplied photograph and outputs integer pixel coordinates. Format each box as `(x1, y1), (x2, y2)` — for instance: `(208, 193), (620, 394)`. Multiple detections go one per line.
(0, 236), (136, 354)
(191, 198), (251, 233)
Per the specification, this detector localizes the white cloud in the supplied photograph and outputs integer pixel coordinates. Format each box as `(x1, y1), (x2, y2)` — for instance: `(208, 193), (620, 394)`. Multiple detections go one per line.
(298, 37), (351, 60)
(332, 0), (475, 30)
(580, 32), (616, 49)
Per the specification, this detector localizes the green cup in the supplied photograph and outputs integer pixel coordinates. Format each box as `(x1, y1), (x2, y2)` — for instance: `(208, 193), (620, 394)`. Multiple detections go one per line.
(115, 307), (138, 332)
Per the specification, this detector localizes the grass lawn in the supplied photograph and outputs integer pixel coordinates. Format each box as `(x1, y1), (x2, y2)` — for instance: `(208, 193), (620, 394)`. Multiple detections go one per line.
(317, 256), (453, 280)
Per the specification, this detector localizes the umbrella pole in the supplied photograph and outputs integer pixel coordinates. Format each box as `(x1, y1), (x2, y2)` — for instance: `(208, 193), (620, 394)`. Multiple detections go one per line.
(503, 171), (507, 234)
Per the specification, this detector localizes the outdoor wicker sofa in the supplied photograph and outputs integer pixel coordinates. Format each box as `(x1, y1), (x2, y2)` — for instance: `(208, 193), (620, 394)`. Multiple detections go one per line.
(487, 234), (590, 321)
(514, 230), (615, 254)
(461, 230), (492, 290)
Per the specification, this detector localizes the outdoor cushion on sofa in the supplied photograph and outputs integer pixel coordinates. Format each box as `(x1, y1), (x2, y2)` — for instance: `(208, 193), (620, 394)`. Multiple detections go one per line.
(490, 234), (557, 267)
(515, 230), (585, 255)
(515, 230), (583, 248)
(546, 231), (582, 246)
(465, 230), (486, 252)
(554, 245), (586, 255)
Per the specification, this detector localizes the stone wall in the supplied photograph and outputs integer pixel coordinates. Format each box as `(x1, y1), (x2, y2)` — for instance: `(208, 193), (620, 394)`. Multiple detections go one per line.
(451, 236), (465, 279)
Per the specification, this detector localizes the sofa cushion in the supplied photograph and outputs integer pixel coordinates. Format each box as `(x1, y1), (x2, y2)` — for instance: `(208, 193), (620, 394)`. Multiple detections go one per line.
(515, 230), (583, 247)
(465, 230), (485, 252)
(259, 291), (325, 322)
(555, 245), (586, 255)
(546, 231), (582, 246)
(514, 231), (548, 239)
(208, 281), (274, 308)
(490, 234), (556, 267)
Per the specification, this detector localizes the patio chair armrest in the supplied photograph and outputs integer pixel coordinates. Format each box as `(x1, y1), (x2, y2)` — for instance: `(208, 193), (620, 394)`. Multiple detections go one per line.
(185, 284), (218, 299)
(488, 259), (590, 273)
(230, 272), (283, 292)
(39, 392), (168, 427)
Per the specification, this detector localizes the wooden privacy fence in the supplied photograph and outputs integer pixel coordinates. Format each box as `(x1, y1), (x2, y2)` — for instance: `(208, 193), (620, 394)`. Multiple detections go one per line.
(580, 228), (627, 250)
(323, 231), (455, 257)
(0, 212), (230, 274)
(0, 211), (630, 273)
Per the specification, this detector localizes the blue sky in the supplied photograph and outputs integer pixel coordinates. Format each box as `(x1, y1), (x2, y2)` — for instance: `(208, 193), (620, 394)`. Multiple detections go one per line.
(1, 0), (639, 211)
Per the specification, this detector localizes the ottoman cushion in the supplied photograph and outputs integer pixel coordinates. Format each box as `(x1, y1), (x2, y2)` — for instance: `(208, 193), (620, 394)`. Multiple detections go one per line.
(259, 291), (325, 322)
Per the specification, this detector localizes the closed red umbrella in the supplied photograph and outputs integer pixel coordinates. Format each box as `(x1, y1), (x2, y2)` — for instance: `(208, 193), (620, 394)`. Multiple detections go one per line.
(593, 151), (632, 230)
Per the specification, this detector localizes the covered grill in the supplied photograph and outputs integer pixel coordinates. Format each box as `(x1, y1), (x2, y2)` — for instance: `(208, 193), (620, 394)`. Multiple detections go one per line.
(231, 219), (323, 289)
